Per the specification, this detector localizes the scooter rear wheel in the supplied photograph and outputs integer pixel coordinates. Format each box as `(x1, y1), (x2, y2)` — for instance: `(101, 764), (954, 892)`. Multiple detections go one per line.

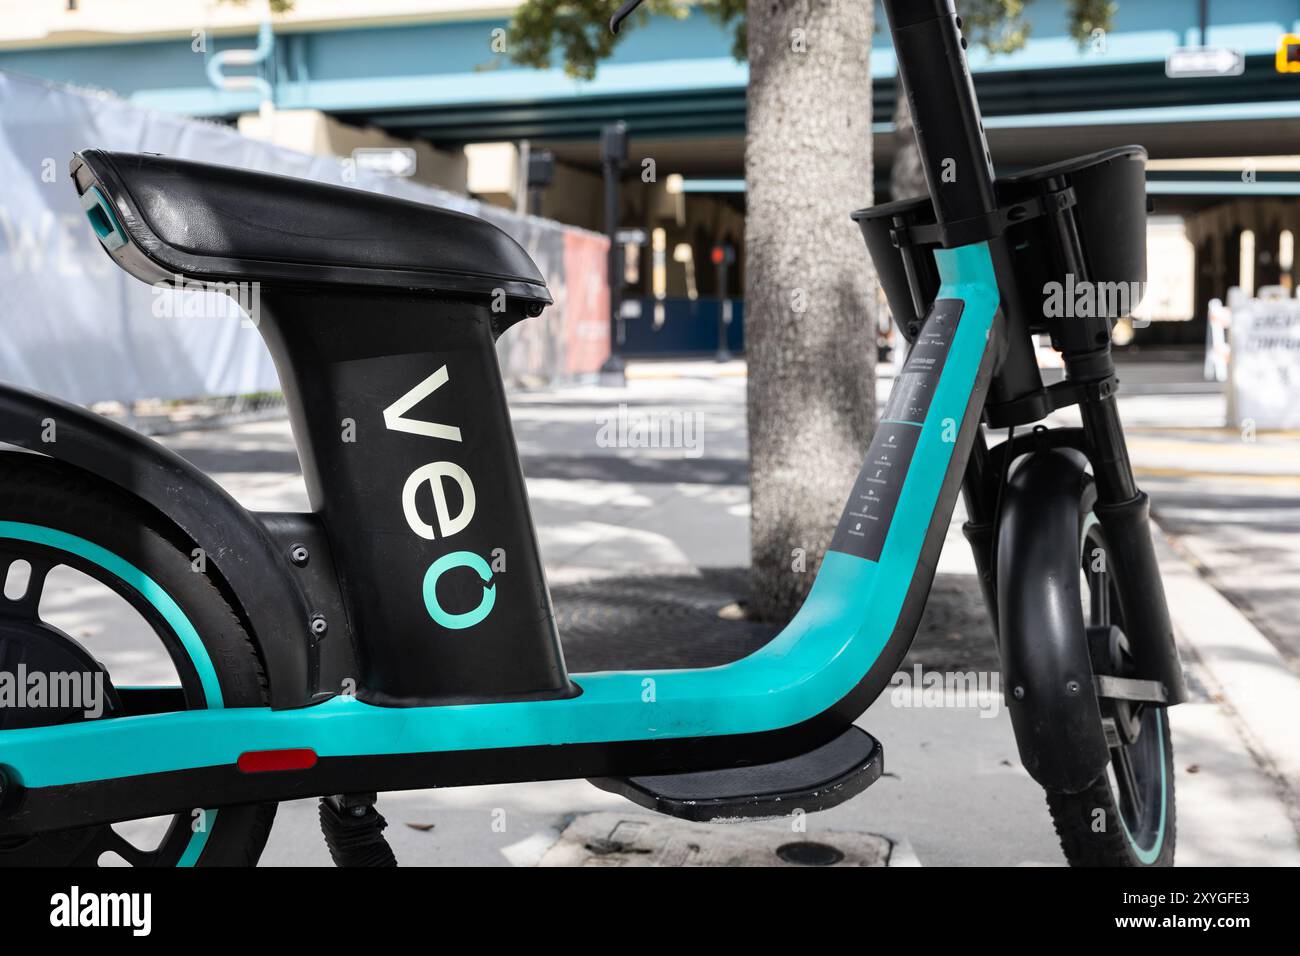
(0, 452), (276, 866)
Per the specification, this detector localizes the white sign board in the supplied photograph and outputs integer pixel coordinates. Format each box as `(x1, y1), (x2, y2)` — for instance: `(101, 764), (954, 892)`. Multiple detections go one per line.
(1133, 218), (1195, 324)
(351, 147), (418, 178)
(1230, 295), (1300, 429)
(1165, 47), (1245, 78)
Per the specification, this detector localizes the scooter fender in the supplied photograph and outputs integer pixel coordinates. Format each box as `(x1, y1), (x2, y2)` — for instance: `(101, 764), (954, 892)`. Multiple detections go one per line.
(996, 448), (1110, 794)
(0, 382), (318, 709)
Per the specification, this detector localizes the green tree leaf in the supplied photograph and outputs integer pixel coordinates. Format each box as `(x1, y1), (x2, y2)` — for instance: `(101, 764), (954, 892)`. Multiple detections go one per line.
(506, 0), (1118, 75)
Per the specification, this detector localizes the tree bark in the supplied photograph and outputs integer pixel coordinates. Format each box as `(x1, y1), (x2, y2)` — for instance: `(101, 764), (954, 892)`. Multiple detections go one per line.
(889, 87), (928, 202)
(745, 0), (875, 622)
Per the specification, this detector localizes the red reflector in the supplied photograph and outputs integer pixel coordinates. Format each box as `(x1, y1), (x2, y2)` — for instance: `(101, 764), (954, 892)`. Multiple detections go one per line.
(237, 748), (318, 773)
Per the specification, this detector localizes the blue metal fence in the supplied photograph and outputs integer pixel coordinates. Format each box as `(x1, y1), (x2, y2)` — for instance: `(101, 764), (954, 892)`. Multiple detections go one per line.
(619, 298), (745, 357)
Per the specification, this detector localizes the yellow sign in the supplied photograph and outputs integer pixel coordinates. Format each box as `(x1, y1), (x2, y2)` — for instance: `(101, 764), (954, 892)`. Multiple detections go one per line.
(1278, 33), (1300, 73)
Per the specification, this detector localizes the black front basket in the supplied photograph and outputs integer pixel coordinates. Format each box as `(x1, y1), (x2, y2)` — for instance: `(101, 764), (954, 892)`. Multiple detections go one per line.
(854, 146), (1149, 341)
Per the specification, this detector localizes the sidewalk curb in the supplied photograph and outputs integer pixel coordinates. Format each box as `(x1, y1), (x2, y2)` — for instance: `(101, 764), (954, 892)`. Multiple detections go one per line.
(1154, 521), (1300, 824)
(625, 365), (748, 381)
(885, 836), (923, 867)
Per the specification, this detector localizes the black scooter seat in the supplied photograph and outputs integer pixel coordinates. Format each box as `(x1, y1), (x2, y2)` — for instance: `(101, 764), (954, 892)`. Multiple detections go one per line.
(589, 725), (883, 823)
(70, 149), (552, 305)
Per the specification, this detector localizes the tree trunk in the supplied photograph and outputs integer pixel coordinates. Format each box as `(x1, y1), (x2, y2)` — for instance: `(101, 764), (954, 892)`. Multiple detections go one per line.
(745, 0), (875, 623)
(883, 77), (928, 349)
(889, 86), (928, 202)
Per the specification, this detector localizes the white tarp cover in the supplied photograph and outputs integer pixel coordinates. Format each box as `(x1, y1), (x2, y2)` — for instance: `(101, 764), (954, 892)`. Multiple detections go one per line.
(0, 70), (600, 404)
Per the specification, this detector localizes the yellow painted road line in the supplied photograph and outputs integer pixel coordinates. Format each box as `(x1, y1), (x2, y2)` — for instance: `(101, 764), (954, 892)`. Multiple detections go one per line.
(626, 368), (748, 380)
(1136, 467), (1300, 487)
(1128, 427), (1300, 440)
(1127, 438), (1300, 456)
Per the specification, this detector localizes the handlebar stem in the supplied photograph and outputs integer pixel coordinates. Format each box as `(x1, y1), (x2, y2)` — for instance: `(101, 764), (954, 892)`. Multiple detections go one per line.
(882, 0), (1000, 243)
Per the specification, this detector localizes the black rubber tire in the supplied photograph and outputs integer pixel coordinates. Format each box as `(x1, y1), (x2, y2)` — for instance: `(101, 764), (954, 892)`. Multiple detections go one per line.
(1045, 710), (1176, 866)
(0, 451), (277, 867)
(1042, 508), (1177, 867)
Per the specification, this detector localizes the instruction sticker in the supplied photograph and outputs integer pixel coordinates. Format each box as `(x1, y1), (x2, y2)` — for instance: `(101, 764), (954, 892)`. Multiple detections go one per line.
(830, 299), (964, 562)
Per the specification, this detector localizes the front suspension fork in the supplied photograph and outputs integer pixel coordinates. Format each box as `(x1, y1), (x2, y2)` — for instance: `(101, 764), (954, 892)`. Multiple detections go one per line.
(1072, 352), (1188, 705)
(960, 346), (1188, 705)
(960, 428), (1000, 640)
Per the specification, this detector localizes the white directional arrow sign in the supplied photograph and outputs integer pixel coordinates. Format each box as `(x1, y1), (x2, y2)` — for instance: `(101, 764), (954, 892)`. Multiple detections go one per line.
(1165, 46), (1245, 78)
(351, 147), (418, 178)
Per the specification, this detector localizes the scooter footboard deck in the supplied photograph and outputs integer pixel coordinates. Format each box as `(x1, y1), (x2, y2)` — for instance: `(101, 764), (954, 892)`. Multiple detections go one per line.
(0, 243), (1002, 833)
(590, 725), (883, 822)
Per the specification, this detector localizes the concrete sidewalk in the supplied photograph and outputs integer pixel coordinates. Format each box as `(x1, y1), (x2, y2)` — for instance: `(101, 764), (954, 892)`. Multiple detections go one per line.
(1043, 374), (1300, 672)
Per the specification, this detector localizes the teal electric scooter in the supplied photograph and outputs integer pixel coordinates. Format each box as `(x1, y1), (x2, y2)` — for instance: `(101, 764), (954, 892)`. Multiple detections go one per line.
(0, 0), (1183, 866)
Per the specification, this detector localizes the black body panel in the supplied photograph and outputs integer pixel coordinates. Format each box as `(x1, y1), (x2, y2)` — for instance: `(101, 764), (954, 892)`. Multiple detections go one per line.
(258, 512), (362, 700)
(254, 286), (573, 705)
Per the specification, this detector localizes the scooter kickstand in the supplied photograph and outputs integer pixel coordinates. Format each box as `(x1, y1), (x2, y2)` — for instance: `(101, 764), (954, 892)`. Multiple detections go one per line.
(319, 792), (398, 867)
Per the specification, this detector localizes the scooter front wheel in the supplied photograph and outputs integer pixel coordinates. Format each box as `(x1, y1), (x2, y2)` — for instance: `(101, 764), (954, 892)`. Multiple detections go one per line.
(0, 452), (276, 866)
(1042, 512), (1176, 867)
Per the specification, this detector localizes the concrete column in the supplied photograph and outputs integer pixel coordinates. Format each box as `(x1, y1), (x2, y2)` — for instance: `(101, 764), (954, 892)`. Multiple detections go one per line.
(1257, 225), (1283, 290)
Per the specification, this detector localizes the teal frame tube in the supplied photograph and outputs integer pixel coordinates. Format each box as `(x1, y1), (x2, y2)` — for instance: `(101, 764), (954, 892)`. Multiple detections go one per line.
(0, 242), (1001, 791)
